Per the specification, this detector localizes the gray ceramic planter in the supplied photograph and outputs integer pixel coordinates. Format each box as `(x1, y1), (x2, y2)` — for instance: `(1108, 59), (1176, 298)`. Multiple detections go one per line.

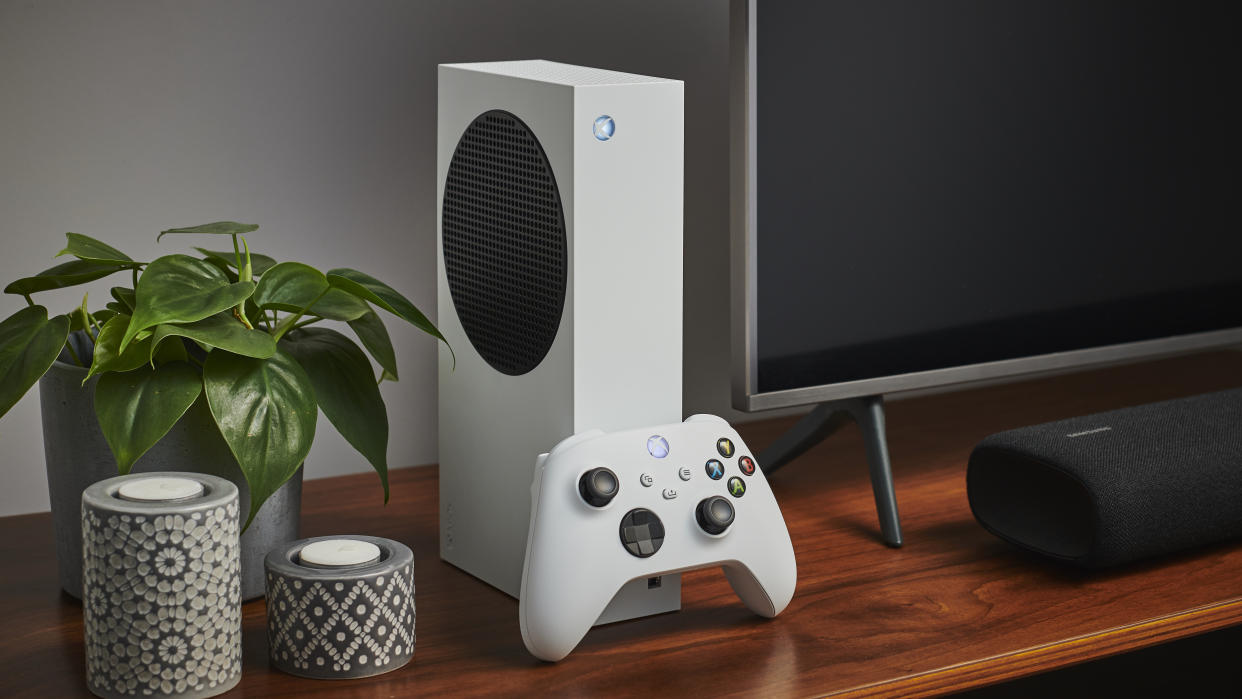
(40, 337), (301, 601)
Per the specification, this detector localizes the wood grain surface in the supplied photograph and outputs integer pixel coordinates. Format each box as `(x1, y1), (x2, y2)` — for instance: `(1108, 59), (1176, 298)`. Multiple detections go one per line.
(3, 352), (1242, 698)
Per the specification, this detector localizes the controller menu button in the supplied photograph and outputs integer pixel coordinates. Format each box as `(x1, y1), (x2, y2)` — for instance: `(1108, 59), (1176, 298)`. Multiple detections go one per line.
(727, 476), (747, 498)
(678, 466), (692, 481)
(739, 456), (756, 476)
(716, 438), (735, 458)
(696, 496), (735, 535)
(579, 468), (619, 507)
(705, 459), (725, 480)
(619, 508), (665, 558)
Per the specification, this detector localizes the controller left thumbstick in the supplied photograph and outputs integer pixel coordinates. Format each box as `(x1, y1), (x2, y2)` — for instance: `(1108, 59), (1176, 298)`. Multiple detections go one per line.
(578, 468), (619, 507)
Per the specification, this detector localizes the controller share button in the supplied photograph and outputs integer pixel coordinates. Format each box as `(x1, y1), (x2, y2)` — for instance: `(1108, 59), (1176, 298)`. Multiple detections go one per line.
(619, 508), (665, 558)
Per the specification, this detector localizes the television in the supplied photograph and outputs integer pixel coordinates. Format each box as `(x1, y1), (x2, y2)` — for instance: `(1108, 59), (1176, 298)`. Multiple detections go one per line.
(729, 0), (1242, 542)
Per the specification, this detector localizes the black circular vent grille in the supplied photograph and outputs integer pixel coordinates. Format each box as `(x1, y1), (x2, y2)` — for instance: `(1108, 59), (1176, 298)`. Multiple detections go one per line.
(442, 110), (568, 376)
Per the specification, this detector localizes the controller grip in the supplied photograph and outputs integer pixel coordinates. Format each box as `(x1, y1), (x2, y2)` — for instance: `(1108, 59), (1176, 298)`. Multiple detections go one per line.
(722, 557), (796, 618)
(520, 556), (616, 661)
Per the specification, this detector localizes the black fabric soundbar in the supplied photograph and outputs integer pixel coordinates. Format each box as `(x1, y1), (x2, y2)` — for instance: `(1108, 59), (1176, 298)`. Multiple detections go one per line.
(967, 388), (1242, 569)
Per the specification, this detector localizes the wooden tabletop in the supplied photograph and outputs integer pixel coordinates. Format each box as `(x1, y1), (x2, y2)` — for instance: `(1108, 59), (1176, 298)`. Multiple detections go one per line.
(4, 351), (1242, 698)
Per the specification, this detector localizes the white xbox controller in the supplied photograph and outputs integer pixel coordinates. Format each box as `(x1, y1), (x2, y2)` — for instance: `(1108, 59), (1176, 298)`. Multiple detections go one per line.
(519, 414), (797, 661)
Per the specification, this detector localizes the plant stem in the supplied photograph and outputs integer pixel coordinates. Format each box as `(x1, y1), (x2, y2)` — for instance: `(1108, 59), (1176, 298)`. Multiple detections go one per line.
(64, 341), (84, 368)
(231, 236), (254, 330)
(289, 316), (322, 331)
(22, 294), (34, 307)
(131, 266), (139, 288)
(273, 289), (328, 341)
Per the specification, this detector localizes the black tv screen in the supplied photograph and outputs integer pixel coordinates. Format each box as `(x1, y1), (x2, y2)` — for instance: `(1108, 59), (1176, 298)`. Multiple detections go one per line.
(750, 0), (1242, 397)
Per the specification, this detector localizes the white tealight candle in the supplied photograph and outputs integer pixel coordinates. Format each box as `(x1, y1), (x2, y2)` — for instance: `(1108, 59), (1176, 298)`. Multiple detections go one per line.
(299, 539), (382, 568)
(117, 476), (205, 502)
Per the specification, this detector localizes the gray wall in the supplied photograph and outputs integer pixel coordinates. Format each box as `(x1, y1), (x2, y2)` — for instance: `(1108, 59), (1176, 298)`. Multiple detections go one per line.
(0, 0), (742, 516)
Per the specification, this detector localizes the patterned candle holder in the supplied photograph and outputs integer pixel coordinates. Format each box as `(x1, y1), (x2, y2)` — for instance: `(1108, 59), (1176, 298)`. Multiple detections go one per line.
(81, 472), (242, 699)
(265, 535), (416, 679)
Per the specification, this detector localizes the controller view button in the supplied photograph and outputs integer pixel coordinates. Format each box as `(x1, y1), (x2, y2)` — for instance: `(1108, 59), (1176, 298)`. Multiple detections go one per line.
(739, 456), (756, 476)
(696, 496), (735, 535)
(619, 508), (665, 558)
(678, 466), (692, 481)
(639, 473), (654, 487)
(647, 435), (670, 458)
(579, 468), (619, 507)
(716, 438), (735, 458)
(705, 459), (725, 480)
(662, 488), (678, 500)
(727, 476), (746, 498)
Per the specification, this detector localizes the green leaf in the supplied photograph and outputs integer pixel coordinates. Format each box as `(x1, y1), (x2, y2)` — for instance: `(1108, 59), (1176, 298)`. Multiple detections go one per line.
(157, 221), (258, 242)
(281, 328), (389, 501)
(195, 248), (277, 276)
(67, 293), (95, 334)
(94, 362), (202, 474)
(269, 290), (370, 322)
(4, 260), (128, 296)
(204, 349), (316, 529)
(151, 334), (189, 364)
(0, 306), (71, 418)
(87, 313), (154, 381)
(149, 313), (277, 363)
(105, 301), (129, 316)
(57, 233), (134, 265)
(121, 254), (256, 352)
(110, 287), (136, 312)
(348, 310), (398, 381)
(93, 309), (118, 325)
(253, 262), (328, 311)
(326, 268), (453, 366)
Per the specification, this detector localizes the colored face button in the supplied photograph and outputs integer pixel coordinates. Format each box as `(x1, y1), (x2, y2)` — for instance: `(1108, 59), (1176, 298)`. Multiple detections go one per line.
(716, 438), (735, 458)
(738, 456), (756, 476)
(705, 459), (725, 480)
(647, 435), (670, 458)
(619, 508), (665, 558)
(727, 476), (746, 498)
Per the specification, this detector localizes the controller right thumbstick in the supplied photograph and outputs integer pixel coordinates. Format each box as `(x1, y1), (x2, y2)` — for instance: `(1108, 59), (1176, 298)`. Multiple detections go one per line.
(696, 496), (735, 535)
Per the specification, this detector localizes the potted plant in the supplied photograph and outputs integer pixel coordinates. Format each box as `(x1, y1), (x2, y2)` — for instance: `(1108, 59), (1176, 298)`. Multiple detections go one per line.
(0, 222), (450, 599)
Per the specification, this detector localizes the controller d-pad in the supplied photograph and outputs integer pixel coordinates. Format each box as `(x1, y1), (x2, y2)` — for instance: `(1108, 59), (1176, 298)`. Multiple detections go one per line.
(619, 508), (665, 558)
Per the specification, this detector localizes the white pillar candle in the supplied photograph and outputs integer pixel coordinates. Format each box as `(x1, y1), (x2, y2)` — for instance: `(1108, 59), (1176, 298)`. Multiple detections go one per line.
(116, 476), (204, 502)
(299, 538), (382, 567)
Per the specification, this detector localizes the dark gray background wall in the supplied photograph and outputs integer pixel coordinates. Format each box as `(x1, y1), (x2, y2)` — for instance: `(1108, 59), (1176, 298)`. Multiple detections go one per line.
(0, 0), (741, 515)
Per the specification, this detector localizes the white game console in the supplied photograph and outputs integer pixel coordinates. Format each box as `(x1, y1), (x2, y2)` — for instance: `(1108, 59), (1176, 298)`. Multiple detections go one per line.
(520, 415), (798, 661)
(436, 60), (685, 621)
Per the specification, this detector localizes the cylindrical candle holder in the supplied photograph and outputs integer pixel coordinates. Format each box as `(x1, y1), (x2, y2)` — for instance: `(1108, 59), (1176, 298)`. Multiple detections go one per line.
(82, 472), (242, 699)
(265, 535), (415, 679)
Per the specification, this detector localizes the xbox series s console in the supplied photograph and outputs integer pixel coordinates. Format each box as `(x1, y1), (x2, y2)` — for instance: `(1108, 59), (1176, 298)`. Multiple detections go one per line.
(436, 60), (685, 621)
(520, 415), (797, 661)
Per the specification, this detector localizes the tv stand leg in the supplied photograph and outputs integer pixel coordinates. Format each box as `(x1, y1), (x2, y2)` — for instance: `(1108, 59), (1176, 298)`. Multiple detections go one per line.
(758, 395), (903, 547)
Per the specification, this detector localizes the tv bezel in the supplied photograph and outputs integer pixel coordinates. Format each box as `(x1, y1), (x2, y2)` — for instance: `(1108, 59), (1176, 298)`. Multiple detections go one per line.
(728, 0), (1242, 412)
